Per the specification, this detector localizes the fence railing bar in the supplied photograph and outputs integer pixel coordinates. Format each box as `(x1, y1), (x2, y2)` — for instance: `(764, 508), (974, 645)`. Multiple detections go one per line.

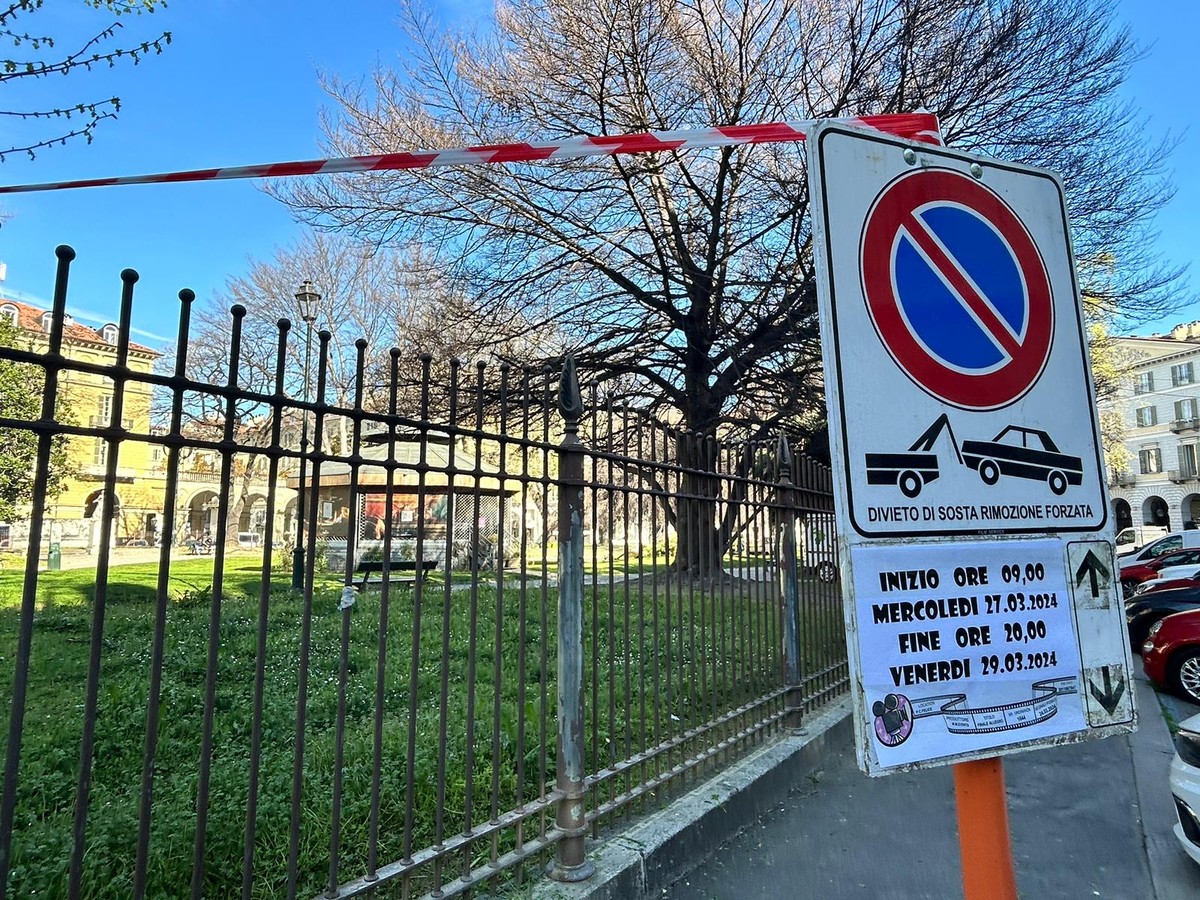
(325, 338), (371, 897)
(134, 287), (195, 899)
(395, 351), (426, 870)
(189, 302), (246, 900)
(287, 328), (332, 900)
(586, 702), (789, 824)
(240, 317), (292, 898)
(431, 359), (461, 895)
(0, 246), (68, 899)
(68, 267), (136, 899)
(489, 364), (511, 854)
(326, 801), (564, 900)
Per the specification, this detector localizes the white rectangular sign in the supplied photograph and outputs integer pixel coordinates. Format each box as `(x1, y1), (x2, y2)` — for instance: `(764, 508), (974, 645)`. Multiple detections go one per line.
(807, 122), (1136, 775)
(850, 539), (1085, 770)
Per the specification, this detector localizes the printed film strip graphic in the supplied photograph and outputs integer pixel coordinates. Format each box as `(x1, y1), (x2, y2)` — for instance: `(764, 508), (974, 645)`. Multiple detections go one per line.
(909, 677), (1079, 735)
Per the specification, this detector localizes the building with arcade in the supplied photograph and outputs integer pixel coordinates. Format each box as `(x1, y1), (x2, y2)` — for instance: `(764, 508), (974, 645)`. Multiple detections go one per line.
(1105, 324), (1200, 534)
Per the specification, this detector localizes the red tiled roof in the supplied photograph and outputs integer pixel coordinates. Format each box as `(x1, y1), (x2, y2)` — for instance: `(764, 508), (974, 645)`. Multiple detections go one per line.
(0, 296), (159, 357)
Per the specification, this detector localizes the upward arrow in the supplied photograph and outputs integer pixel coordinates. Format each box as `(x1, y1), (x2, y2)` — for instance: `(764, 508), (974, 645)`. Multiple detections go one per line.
(1075, 549), (1111, 598)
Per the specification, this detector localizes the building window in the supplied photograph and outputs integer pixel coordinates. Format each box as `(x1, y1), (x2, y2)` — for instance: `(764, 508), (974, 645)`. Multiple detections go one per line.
(1173, 362), (1195, 387)
(101, 324), (118, 344)
(1135, 406), (1158, 427)
(1139, 447), (1163, 474)
(0, 304), (16, 326)
(1181, 445), (1199, 479)
(1134, 372), (1155, 394)
(1177, 399), (1199, 421)
(40, 312), (54, 332)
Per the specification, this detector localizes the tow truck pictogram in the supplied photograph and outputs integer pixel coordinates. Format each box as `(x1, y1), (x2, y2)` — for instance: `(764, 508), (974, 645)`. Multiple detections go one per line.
(865, 414), (962, 498)
(865, 417), (1084, 499)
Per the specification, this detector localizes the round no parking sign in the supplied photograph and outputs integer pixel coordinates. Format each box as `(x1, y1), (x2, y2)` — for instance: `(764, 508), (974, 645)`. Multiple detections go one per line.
(861, 169), (1054, 410)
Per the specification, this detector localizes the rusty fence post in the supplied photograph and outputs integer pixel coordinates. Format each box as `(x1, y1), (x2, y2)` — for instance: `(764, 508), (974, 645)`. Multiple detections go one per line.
(777, 435), (804, 731)
(546, 356), (596, 883)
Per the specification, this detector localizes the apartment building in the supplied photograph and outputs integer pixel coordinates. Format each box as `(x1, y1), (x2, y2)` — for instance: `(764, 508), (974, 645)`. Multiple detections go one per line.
(1107, 323), (1200, 534)
(0, 296), (297, 554)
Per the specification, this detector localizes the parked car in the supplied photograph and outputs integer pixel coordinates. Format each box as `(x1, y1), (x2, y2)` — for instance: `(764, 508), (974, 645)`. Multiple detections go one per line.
(1142, 608), (1200, 703)
(1135, 571), (1200, 597)
(1120, 548), (1200, 595)
(1167, 712), (1200, 865)
(1126, 585), (1200, 648)
(1119, 532), (1200, 573)
(1135, 564), (1200, 596)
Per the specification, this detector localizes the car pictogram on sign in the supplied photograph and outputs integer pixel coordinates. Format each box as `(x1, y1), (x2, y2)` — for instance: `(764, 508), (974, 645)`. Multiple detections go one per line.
(960, 426), (1083, 495)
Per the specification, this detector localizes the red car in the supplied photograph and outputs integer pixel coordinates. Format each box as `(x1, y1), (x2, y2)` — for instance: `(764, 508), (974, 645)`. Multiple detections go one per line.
(1137, 571), (1200, 596)
(1142, 608), (1200, 704)
(1122, 548), (1200, 595)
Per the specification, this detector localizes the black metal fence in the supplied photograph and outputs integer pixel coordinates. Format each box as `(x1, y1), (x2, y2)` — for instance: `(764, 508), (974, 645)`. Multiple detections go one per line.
(0, 247), (846, 899)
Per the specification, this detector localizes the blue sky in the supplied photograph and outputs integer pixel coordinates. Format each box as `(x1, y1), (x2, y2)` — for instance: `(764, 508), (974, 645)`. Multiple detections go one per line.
(0, 0), (1195, 347)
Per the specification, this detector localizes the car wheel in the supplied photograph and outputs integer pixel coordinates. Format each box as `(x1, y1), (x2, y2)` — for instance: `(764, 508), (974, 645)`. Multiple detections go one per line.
(898, 470), (923, 498)
(817, 560), (838, 583)
(979, 459), (1000, 486)
(1120, 579), (1138, 598)
(1169, 648), (1200, 704)
(1047, 470), (1068, 495)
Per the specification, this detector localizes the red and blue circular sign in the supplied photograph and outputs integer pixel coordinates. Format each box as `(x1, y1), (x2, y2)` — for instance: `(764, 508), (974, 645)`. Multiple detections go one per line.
(861, 168), (1053, 410)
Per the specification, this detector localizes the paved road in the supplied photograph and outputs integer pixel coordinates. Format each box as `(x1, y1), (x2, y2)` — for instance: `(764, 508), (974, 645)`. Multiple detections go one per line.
(664, 675), (1200, 900)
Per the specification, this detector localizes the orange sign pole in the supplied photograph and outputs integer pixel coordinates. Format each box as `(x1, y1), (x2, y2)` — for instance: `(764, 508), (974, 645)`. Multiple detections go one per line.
(953, 757), (1018, 900)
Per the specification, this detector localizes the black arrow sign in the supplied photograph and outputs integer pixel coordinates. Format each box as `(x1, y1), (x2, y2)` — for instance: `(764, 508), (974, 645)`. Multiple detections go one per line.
(1088, 666), (1126, 716)
(1075, 549), (1111, 598)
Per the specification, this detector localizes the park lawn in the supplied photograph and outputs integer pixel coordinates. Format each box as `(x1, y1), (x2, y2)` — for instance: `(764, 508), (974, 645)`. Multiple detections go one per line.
(0, 558), (841, 897)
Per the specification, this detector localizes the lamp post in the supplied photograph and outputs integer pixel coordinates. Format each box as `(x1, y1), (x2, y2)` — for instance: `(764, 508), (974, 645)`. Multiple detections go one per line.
(292, 280), (321, 590)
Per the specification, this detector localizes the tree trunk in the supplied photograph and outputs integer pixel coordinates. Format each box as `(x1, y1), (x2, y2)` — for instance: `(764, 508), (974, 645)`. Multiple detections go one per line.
(671, 433), (726, 577)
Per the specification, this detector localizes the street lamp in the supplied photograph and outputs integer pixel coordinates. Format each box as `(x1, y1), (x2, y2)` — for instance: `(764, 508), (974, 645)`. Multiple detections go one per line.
(292, 279), (321, 590)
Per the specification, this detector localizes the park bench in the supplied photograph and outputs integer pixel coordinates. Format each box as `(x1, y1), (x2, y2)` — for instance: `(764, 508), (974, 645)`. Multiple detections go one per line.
(355, 558), (437, 590)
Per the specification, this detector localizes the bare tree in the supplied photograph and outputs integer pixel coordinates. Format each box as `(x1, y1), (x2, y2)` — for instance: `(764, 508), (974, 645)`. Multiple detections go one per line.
(1, 1), (172, 161)
(272, 0), (1183, 573)
(173, 232), (556, 546)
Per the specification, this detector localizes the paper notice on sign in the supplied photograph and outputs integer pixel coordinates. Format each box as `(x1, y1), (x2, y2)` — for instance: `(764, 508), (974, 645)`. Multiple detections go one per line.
(850, 538), (1085, 771)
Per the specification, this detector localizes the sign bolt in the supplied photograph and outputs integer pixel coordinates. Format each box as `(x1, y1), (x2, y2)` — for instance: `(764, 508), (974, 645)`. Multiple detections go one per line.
(903, 148), (917, 165)
(970, 163), (984, 179)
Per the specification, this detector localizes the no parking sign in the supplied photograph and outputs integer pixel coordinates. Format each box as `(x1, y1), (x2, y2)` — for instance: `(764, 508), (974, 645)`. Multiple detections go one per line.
(807, 123), (1134, 777)
(861, 168), (1054, 410)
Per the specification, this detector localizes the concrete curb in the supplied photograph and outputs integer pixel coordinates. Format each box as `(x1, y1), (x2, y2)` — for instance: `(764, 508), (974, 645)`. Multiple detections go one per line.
(534, 697), (853, 900)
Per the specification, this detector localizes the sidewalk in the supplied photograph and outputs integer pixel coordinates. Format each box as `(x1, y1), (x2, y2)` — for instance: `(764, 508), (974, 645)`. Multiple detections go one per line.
(658, 674), (1200, 899)
(536, 673), (1200, 899)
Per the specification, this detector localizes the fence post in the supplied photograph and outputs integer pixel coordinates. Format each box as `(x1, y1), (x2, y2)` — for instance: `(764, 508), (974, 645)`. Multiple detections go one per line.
(547, 355), (596, 883)
(777, 435), (804, 731)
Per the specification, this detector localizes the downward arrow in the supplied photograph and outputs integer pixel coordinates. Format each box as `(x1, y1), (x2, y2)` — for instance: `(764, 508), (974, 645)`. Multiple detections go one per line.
(1088, 666), (1126, 716)
(1075, 549), (1111, 598)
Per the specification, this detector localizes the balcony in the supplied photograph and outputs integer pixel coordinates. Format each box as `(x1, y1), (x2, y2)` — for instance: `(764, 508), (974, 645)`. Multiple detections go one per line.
(1169, 469), (1200, 484)
(1111, 472), (1136, 487)
(1171, 418), (1200, 434)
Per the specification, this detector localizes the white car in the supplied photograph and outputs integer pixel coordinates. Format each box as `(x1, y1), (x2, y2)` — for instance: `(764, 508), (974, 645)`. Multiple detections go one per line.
(1135, 564), (1200, 595)
(1171, 713), (1200, 865)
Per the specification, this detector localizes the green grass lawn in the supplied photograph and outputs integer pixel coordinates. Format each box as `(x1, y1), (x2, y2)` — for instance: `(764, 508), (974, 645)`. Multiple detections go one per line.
(0, 558), (844, 898)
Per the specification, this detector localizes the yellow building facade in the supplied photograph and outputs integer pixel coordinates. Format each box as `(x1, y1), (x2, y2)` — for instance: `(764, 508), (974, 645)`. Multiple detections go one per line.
(0, 297), (165, 552)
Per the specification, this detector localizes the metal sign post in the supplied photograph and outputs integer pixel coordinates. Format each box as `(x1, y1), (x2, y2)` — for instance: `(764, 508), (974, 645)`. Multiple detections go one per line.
(806, 122), (1135, 899)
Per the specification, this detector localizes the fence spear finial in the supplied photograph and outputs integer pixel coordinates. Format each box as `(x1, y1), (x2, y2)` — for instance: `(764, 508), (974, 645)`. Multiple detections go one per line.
(559, 354), (583, 425)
